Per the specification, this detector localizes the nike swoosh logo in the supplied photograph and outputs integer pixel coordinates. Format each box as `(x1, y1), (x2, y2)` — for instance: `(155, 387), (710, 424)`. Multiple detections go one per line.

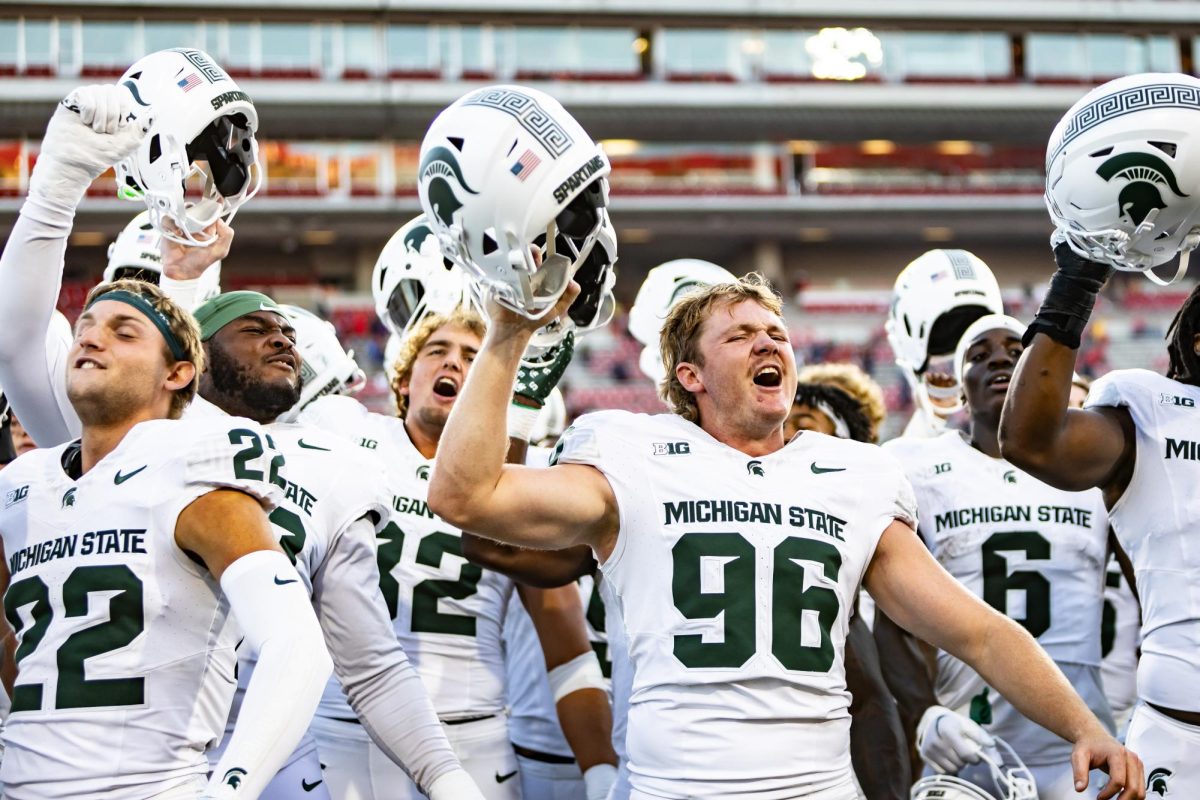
(810, 463), (846, 475)
(495, 770), (518, 783)
(297, 439), (331, 451)
(114, 465), (148, 485)
(301, 778), (323, 792)
(274, 576), (299, 585)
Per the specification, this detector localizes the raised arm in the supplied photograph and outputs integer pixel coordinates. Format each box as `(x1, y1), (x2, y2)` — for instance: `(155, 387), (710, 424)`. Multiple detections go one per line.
(176, 489), (333, 800)
(999, 243), (1134, 493)
(427, 284), (618, 555)
(865, 521), (1144, 800)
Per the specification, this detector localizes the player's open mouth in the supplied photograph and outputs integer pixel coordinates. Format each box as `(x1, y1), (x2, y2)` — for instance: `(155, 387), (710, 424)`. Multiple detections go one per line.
(75, 356), (104, 370)
(753, 365), (782, 388)
(989, 373), (1011, 388)
(433, 376), (460, 398)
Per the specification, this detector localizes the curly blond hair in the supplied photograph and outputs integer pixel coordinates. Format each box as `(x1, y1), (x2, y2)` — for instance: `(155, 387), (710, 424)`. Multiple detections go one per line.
(390, 307), (486, 418)
(659, 273), (783, 422)
(83, 278), (205, 419)
(796, 362), (886, 443)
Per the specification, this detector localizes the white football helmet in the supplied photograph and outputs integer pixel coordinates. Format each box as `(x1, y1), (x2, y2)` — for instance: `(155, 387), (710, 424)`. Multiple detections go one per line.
(276, 305), (365, 423)
(1046, 72), (1200, 285)
(911, 738), (1037, 800)
(104, 211), (222, 301)
(115, 48), (261, 247)
(372, 214), (477, 341)
(628, 259), (738, 383)
(417, 84), (611, 320)
(886, 249), (1003, 422)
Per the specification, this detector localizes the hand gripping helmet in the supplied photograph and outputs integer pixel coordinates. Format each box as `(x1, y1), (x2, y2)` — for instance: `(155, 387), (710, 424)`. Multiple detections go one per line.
(886, 249), (1003, 422)
(276, 305), (365, 423)
(628, 259), (738, 383)
(372, 214), (478, 341)
(910, 738), (1036, 800)
(1046, 72), (1200, 285)
(103, 211), (222, 301)
(417, 85), (611, 320)
(114, 48), (261, 247)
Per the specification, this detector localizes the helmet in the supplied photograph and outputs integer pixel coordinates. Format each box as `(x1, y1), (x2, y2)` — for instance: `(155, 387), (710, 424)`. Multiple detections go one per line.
(628, 259), (738, 383)
(372, 214), (477, 340)
(114, 48), (261, 247)
(910, 738), (1036, 800)
(530, 387), (567, 447)
(886, 249), (1003, 422)
(1046, 72), (1200, 285)
(526, 207), (618, 356)
(417, 84), (611, 319)
(276, 305), (365, 423)
(104, 211), (222, 301)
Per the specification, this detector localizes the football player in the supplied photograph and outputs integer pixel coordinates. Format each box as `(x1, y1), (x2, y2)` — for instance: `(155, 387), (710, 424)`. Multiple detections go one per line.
(886, 249), (1004, 438)
(299, 306), (616, 800)
(1001, 73), (1200, 797)
(796, 363), (887, 444)
(887, 315), (1115, 799)
(0, 279), (330, 798)
(427, 273), (1142, 800)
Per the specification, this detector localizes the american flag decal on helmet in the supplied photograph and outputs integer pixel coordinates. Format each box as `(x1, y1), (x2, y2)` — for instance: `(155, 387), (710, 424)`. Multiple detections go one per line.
(511, 149), (541, 181)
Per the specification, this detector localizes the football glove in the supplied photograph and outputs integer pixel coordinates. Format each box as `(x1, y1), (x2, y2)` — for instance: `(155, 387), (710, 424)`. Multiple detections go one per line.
(916, 705), (995, 774)
(510, 332), (575, 441)
(29, 84), (150, 210)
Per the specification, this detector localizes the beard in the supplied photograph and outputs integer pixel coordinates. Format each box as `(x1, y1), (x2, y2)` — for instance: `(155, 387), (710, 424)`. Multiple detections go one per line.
(207, 339), (302, 421)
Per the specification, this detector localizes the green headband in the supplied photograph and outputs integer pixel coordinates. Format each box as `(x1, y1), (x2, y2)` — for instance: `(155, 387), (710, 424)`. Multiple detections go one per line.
(86, 289), (188, 361)
(193, 291), (282, 341)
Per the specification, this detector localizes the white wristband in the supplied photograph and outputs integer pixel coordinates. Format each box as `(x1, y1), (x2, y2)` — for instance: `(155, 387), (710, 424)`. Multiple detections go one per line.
(158, 274), (203, 313)
(583, 763), (617, 800)
(548, 651), (607, 703)
(507, 401), (541, 442)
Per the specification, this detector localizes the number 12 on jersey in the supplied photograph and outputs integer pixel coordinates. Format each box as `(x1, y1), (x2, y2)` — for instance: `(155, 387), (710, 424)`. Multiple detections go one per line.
(671, 532), (842, 673)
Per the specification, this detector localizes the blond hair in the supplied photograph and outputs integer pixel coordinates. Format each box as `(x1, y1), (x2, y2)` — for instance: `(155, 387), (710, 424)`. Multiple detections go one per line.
(82, 278), (205, 419)
(658, 273), (782, 422)
(390, 307), (487, 418)
(797, 363), (887, 443)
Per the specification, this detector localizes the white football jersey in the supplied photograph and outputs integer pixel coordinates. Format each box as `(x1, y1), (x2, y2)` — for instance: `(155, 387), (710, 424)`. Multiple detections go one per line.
(301, 395), (514, 718)
(218, 421), (389, 740)
(555, 410), (916, 799)
(0, 416), (282, 799)
(886, 430), (1111, 764)
(1086, 368), (1200, 712)
(1100, 556), (1139, 730)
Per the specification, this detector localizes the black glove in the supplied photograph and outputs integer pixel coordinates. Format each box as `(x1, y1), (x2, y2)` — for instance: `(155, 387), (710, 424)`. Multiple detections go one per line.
(1023, 241), (1114, 350)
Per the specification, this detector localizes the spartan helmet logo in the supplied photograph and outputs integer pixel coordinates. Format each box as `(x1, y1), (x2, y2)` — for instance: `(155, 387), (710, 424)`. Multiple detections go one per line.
(223, 767), (248, 789)
(1003, 470), (1017, 484)
(416, 465), (431, 481)
(419, 146), (478, 228)
(403, 223), (434, 255)
(1147, 767), (1172, 796)
(61, 487), (77, 508)
(746, 460), (765, 477)
(1096, 152), (1190, 228)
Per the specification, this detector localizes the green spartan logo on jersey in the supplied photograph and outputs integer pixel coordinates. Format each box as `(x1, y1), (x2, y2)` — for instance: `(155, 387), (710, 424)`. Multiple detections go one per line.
(416, 465), (431, 481)
(61, 487), (77, 508)
(1147, 767), (1172, 796)
(746, 460), (765, 477)
(1003, 470), (1017, 484)
(223, 767), (248, 789)
(1095, 152), (1190, 228)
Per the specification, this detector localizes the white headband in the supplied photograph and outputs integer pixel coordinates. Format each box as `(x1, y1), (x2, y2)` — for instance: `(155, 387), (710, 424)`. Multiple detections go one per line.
(953, 313), (1028, 387)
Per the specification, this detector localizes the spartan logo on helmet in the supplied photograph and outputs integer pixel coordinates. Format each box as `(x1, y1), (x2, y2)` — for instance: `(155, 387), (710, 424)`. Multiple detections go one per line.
(223, 767), (248, 789)
(1147, 767), (1172, 796)
(419, 146), (478, 229)
(403, 223), (434, 255)
(1096, 152), (1190, 228)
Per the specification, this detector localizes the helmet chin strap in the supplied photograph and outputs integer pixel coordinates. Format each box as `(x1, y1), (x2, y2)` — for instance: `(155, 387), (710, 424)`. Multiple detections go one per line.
(905, 368), (963, 427)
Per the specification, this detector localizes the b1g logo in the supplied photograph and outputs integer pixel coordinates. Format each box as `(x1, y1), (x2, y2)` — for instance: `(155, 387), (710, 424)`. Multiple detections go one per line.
(653, 442), (690, 456)
(1159, 393), (1195, 407)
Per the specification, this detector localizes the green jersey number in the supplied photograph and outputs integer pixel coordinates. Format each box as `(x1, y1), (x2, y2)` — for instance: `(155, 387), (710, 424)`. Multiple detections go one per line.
(375, 524), (483, 637)
(228, 428), (286, 488)
(270, 507), (308, 566)
(671, 532), (843, 672)
(981, 530), (1051, 638)
(5, 565), (146, 712)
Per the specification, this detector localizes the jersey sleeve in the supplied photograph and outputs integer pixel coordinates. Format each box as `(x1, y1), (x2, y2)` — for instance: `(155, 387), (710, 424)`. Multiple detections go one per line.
(1085, 369), (1144, 412)
(180, 418), (285, 509)
(549, 410), (625, 469)
(323, 444), (391, 547)
(296, 394), (370, 442)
